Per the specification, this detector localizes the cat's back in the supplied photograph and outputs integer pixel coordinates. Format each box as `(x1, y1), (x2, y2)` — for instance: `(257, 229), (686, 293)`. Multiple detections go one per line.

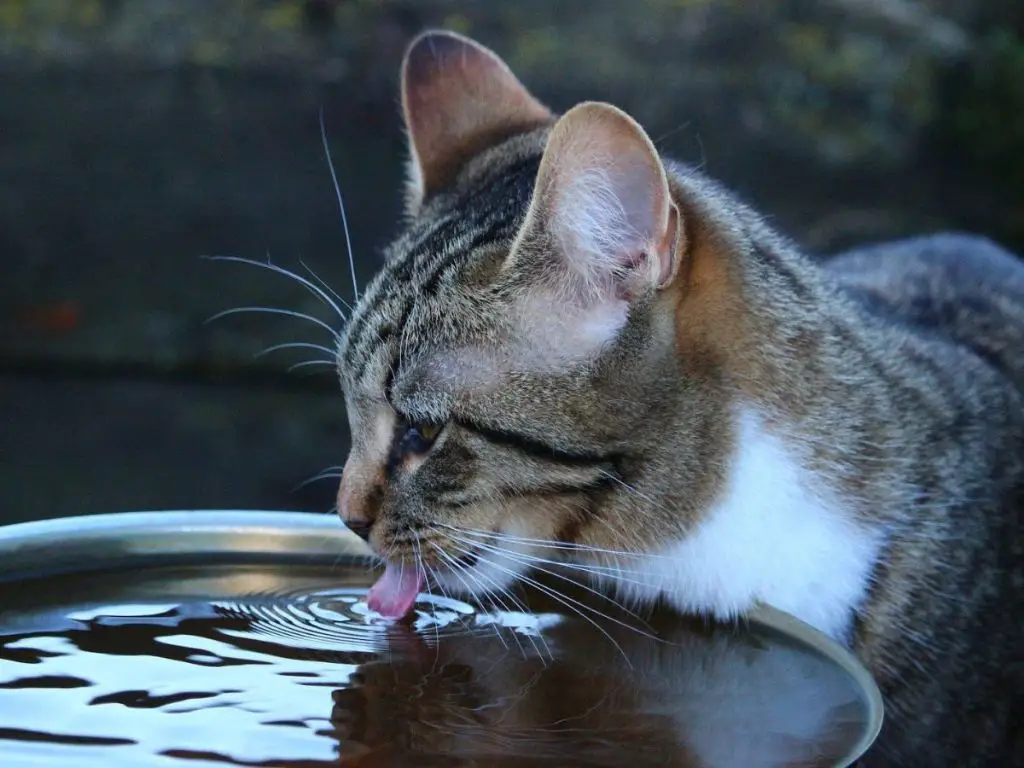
(822, 233), (1024, 766)
(823, 233), (1024, 391)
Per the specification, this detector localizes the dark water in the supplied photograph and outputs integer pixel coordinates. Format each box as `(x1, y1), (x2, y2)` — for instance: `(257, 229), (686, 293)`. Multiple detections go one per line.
(0, 564), (874, 767)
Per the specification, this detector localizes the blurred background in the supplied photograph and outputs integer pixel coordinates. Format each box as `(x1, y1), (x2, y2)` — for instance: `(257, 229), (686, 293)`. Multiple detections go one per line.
(2, 0), (1022, 526)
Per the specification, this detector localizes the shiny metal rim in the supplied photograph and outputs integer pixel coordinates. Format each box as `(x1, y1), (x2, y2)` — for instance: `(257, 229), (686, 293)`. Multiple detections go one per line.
(0, 509), (374, 582)
(0, 509), (883, 765)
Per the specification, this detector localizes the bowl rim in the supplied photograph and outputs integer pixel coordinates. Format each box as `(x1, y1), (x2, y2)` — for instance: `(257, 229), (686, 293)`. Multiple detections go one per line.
(0, 509), (884, 765)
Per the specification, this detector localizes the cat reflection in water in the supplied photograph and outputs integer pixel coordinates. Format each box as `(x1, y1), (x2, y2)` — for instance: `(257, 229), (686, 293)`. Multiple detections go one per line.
(315, 29), (1023, 768)
(328, 604), (865, 768)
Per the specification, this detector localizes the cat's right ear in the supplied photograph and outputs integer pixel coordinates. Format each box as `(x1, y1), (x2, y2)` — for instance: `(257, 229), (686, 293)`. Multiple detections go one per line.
(400, 30), (552, 215)
(504, 102), (683, 364)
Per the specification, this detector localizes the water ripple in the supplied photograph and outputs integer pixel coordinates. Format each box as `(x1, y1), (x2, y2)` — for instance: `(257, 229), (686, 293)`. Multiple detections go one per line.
(0, 564), (875, 767)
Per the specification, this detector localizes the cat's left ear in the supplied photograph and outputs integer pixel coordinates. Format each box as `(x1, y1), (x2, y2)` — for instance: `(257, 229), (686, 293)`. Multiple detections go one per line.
(401, 30), (552, 214)
(511, 102), (683, 350)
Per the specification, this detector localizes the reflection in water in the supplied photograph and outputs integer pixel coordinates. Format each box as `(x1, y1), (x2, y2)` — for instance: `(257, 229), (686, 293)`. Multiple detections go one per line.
(0, 565), (870, 767)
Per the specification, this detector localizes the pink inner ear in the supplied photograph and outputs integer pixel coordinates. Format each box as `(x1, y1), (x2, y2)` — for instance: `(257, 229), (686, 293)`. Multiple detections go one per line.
(527, 104), (674, 301)
(400, 31), (551, 203)
(501, 103), (677, 365)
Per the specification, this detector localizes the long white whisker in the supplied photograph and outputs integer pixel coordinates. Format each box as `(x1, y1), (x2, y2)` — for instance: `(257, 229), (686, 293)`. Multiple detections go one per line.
(204, 254), (347, 321)
(444, 551), (521, 655)
(319, 107), (359, 303)
(287, 360), (337, 373)
(412, 539), (443, 663)
(421, 545), (455, 615)
(423, 549), (455, 605)
(300, 259), (354, 314)
(431, 539), (550, 662)
(205, 306), (339, 339)
(431, 544), (511, 652)
(453, 533), (646, 597)
(595, 467), (662, 508)
(438, 523), (669, 561)
(253, 341), (337, 360)
(291, 466), (344, 493)
(446, 529), (653, 581)
(445, 540), (632, 667)
(524, 556), (651, 583)
(445, 533), (658, 636)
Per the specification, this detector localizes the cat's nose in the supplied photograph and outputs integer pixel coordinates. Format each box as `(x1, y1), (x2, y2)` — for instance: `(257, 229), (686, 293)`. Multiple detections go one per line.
(337, 464), (378, 543)
(345, 518), (373, 541)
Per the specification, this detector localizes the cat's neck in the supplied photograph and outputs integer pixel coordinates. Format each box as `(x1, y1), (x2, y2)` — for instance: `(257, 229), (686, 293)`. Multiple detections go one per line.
(601, 404), (883, 642)
(599, 165), (902, 639)
(667, 163), (909, 508)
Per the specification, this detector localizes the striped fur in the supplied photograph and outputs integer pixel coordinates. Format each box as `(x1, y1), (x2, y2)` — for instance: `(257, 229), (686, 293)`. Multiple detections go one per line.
(335, 30), (1024, 767)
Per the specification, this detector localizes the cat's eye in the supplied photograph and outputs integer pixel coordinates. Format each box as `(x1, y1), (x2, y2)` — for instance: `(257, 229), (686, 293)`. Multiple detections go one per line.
(415, 422), (442, 441)
(398, 422), (443, 457)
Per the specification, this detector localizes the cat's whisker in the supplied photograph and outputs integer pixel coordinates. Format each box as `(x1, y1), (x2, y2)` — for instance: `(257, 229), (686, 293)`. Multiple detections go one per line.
(444, 529), (655, 585)
(411, 539), (443, 662)
(595, 467), (662, 509)
(253, 341), (338, 361)
(292, 472), (343, 492)
(514, 552), (652, 582)
(444, 540), (633, 666)
(203, 254), (348, 322)
(427, 537), (523, 640)
(300, 259), (354, 315)
(437, 523), (670, 561)
(314, 464), (345, 477)
(291, 465), (344, 494)
(443, 532), (659, 638)
(476, 547), (659, 630)
(441, 548), (548, 663)
(319, 107), (360, 303)
(650, 119), (695, 150)
(205, 306), (339, 339)
(431, 544), (514, 653)
(418, 545), (450, 614)
(428, 532), (553, 662)
(287, 360), (338, 374)
(441, 525), (642, 577)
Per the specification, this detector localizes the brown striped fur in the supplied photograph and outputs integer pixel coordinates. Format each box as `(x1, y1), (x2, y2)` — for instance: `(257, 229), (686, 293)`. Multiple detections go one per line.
(335, 30), (1024, 767)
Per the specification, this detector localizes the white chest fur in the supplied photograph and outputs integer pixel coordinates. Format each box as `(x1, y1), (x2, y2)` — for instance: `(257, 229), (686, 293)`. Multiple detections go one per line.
(601, 407), (882, 642)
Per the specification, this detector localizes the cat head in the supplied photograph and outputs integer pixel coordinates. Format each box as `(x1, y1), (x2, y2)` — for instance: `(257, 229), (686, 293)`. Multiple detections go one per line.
(336, 30), (733, 604)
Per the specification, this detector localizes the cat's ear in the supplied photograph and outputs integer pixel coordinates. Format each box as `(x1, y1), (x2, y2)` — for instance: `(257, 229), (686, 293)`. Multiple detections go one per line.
(512, 102), (682, 350)
(400, 30), (552, 213)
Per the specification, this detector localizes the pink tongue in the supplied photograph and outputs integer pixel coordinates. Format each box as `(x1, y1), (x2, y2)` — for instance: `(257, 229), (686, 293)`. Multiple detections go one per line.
(366, 563), (424, 619)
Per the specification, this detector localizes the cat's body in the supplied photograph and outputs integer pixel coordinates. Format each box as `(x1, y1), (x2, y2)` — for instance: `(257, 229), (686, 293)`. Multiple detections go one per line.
(821, 235), (1024, 764)
(334, 31), (1024, 766)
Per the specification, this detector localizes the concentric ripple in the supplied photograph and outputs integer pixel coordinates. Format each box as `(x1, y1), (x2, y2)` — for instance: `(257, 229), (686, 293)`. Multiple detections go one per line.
(214, 585), (505, 655)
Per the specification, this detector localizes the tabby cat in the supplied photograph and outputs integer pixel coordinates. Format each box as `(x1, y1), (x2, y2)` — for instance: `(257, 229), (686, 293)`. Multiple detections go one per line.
(334, 30), (1024, 767)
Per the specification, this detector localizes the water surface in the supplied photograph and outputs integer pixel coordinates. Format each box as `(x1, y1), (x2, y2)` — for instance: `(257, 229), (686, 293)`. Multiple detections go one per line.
(0, 564), (872, 767)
